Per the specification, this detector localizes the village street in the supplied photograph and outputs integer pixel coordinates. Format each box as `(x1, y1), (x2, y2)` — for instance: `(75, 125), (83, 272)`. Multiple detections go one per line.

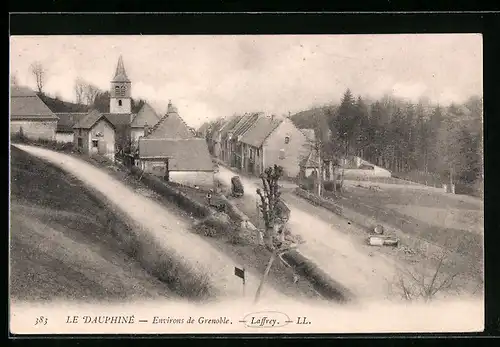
(216, 166), (401, 301)
(12, 144), (295, 304)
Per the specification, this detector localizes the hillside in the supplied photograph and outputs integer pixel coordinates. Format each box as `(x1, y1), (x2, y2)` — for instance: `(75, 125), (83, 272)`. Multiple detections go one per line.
(37, 92), (147, 114)
(10, 146), (177, 302)
(37, 93), (89, 113)
(290, 105), (336, 129)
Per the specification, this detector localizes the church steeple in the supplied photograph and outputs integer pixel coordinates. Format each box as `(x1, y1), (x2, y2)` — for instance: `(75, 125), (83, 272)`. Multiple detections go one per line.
(110, 55), (132, 114)
(112, 55), (130, 83)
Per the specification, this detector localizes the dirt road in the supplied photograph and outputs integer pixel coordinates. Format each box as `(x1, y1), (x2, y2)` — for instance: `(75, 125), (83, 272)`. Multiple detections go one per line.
(13, 145), (289, 303)
(217, 166), (399, 301)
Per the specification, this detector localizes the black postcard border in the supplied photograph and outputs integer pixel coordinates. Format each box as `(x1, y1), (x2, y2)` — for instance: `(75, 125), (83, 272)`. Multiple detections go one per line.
(6, 11), (500, 343)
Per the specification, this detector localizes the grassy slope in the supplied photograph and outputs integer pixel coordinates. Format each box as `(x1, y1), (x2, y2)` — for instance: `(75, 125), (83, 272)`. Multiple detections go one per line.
(9, 146), (177, 303)
(91, 163), (321, 301)
(330, 187), (484, 261)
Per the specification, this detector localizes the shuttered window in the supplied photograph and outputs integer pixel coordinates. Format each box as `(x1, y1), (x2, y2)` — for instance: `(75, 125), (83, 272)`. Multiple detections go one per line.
(279, 149), (285, 160)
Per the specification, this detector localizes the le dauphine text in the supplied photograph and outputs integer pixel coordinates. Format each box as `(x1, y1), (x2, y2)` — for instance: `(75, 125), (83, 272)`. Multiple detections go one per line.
(65, 315), (233, 325)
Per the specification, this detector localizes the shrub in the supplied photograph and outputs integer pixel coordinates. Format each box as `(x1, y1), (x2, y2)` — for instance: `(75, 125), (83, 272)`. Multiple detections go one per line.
(392, 251), (462, 302)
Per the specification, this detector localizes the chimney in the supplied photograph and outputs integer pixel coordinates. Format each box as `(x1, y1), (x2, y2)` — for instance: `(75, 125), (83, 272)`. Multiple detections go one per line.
(144, 122), (149, 137)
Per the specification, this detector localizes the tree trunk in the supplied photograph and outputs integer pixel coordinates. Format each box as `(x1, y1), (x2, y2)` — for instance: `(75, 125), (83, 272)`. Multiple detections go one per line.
(254, 252), (276, 303)
(317, 149), (322, 197)
(264, 226), (274, 250)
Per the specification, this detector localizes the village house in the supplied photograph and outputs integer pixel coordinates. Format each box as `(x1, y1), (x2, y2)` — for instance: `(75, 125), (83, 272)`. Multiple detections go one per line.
(196, 122), (211, 138)
(210, 111), (314, 179)
(137, 138), (215, 188)
(143, 101), (194, 140)
(238, 115), (310, 178)
(133, 99), (214, 188)
(217, 114), (244, 163)
(10, 86), (59, 141)
(54, 113), (87, 143)
(73, 110), (116, 161)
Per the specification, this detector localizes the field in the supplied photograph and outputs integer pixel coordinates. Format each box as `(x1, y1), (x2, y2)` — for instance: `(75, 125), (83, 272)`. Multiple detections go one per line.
(9, 146), (177, 302)
(324, 183), (484, 277)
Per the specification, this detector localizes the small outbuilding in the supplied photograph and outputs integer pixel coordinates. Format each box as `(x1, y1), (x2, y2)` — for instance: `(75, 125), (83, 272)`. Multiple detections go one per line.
(138, 138), (215, 189)
(73, 110), (116, 161)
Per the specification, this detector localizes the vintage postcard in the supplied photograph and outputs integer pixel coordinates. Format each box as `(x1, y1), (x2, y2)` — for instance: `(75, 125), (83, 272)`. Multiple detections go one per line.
(9, 34), (484, 335)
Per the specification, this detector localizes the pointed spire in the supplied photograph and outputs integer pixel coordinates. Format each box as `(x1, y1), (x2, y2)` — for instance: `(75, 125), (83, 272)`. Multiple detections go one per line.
(167, 100), (177, 114)
(112, 55), (130, 82)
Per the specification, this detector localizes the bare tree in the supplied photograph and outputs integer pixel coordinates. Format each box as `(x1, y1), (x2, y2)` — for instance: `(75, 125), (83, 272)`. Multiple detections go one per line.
(84, 83), (100, 106)
(30, 61), (46, 93)
(393, 250), (461, 302)
(254, 165), (298, 303)
(74, 77), (86, 104)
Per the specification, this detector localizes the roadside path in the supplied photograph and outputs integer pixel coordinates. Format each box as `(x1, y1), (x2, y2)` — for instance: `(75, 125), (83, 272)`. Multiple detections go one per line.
(13, 145), (289, 303)
(217, 166), (399, 301)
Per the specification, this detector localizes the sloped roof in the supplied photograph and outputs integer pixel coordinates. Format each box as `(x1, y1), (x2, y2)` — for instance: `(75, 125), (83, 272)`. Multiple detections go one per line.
(130, 102), (161, 128)
(112, 55), (131, 83)
(239, 115), (283, 147)
(54, 112), (88, 132)
(10, 86), (58, 120)
(219, 114), (244, 139)
(11, 86), (37, 97)
(232, 113), (261, 139)
(146, 102), (193, 139)
(73, 110), (116, 130)
(138, 138), (213, 171)
(102, 113), (134, 127)
(209, 117), (228, 141)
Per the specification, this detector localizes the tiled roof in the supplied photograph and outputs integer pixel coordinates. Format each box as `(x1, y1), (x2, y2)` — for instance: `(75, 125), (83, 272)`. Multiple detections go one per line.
(145, 101), (193, 139)
(11, 86), (37, 97)
(130, 102), (161, 128)
(54, 112), (88, 132)
(73, 110), (116, 130)
(102, 113), (134, 127)
(10, 86), (58, 120)
(112, 55), (131, 83)
(231, 113), (261, 139)
(209, 117), (228, 141)
(138, 138), (213, 171)
(219, 114), (244, 139)
(239, 115), (283, 147)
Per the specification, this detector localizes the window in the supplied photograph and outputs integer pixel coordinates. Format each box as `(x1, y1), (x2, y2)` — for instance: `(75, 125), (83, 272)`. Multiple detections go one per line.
(285, 136), (290, 144)
(118, 99), (122, 106)
(115, 86), (120, 95)
(77, 138), (83, 148)
(92, 140), (99, 148)
(279, 149), (285, 160)
(120, 85), (126, 96)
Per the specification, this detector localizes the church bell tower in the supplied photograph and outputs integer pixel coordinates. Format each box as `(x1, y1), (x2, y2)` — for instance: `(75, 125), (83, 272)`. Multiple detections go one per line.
(110, 55), (132, 114)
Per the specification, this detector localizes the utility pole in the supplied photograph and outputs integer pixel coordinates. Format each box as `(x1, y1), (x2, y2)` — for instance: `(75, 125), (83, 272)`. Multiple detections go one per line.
(341, 132), (348, 192)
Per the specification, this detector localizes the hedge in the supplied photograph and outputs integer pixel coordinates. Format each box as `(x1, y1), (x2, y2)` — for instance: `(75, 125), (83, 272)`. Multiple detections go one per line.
(282, 250), (353, 303)
(294, 188), (343, 216)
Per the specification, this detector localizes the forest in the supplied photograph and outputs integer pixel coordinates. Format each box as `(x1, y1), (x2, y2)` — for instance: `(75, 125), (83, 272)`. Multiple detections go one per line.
(291, 89), (483, 196)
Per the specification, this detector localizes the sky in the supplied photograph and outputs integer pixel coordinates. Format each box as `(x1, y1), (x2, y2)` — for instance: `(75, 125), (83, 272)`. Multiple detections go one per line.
(10, 35), (482, 128)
